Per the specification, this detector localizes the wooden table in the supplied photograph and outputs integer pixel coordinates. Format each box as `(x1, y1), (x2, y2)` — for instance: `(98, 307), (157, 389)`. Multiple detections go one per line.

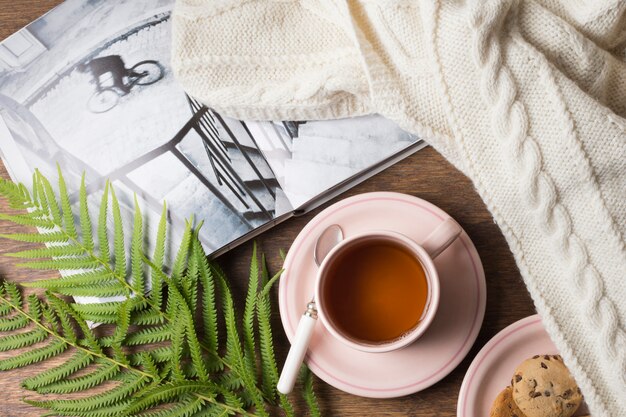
(0, 2), (536, 415)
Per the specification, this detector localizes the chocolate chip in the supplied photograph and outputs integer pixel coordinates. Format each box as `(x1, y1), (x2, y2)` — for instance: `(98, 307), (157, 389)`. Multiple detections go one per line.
(549, 382), (554, 387)
(533, 355), (540, 359)
(541, 362), (548, 369)
(561, 389), (572, 399)
(515, 374), (522, 383)
(544, 390), (551, 397)
(544, 355), (550, 360)
(566, 402), (576, 408)
(511, 378), (514, 386)
(531, 392), (542, 398)
(531, 379), (537, 388)
(577, 387), (581, 394)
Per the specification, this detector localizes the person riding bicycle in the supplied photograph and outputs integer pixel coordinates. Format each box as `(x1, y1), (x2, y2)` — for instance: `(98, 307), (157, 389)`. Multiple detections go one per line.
(78, 55), (141, 95)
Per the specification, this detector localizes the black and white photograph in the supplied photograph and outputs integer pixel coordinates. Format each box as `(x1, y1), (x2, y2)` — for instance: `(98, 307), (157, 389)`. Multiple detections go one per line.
(0, 0), (422, 258)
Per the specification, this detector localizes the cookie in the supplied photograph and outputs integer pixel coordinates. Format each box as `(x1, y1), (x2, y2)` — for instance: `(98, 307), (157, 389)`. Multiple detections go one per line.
(490, 386), (525, 417)
(512, 355), (582, 417)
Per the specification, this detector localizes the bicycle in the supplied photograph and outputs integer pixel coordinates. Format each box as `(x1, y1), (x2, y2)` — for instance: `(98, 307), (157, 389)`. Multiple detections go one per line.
(87, 60), (164, 114)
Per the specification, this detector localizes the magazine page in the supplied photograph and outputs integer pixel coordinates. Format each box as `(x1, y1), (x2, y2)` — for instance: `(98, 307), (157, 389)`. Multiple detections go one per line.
(0, 0), (295, 276)
(244, 115), (423, 209)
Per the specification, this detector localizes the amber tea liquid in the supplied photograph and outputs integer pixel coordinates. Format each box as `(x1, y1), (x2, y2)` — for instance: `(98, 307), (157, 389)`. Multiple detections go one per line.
(322, 240), (429, 344)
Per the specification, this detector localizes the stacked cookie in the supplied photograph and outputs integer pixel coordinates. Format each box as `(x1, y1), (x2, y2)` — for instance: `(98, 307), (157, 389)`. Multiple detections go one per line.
(490, 355), (587, 417)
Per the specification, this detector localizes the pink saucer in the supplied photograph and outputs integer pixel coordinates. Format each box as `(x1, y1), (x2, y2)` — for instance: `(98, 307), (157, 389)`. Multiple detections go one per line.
(458, 315), (590, 417)
(278, 192), (486, 398)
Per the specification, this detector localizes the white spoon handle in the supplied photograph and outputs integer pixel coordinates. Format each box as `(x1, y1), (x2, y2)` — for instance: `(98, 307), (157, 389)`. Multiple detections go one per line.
(277, 306), (317, 394)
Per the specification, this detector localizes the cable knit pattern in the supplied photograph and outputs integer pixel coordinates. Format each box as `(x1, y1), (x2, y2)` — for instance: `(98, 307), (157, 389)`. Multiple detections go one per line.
(171, 1), (626, 415)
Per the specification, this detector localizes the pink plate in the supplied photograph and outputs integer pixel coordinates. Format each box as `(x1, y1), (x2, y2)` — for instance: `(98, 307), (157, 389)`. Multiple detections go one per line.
(458, 315), (590, 417)
(278, 192), (486, 398)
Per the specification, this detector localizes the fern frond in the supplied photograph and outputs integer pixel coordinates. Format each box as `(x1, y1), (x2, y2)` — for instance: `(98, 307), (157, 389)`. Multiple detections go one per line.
(23, 270), (116, 290)
(150, 203), (167, 310)
(110, 299), (132, 363)
(0, 177), (32, 209)
(300, 366), (321, 417)
(47, 293), (101, 353)
(129, 346), (173, 365)
(36, 361), (120, 394)
(97, 181), (111, 263)
(57, 165), (78, 239)
(0, 314), (30, 331)
(110, 185), (126, 279)
(131, 196), (144, 294)
(242, 243), (259, 382)
(196, 240), (219, 367)
(0, 213), (55, 229)
(0, 327), (47, 352)
(133, 309), (165, 326)
(51, 281), (129, 298)
(6, 244), (86, 259)
(33, 373), (149, 413)
(124, 381), (214, 415)
(171, 220), (193, 283)
(0, 339), (67, 371)
(257, 255), (279, 402)
(79, 173), (94, 251)
(56, 400), (133, 417)
(214, 264), (269, 417)
(38, 170), (62, 225)
(71, 301), (122, 317)
(134, 395), (205, 417)
(169, 301), (187, 381)
(16, 257), (101, 270)
(22, 350), (93, 391)
(3, 281), (22, 308)
(0, 231), (69, 243)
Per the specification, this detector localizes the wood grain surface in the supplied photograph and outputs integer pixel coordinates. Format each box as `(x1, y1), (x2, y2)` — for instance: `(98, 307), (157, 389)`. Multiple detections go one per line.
(0, 2), (536, 415)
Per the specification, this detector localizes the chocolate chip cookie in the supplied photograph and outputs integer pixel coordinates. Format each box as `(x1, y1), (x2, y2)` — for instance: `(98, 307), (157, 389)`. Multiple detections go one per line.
(512, 355), (582, 417)
(490, 386), (525, 417)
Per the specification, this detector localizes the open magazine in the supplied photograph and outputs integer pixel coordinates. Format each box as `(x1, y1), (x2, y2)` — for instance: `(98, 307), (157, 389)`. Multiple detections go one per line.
(0, 0), (426, 284)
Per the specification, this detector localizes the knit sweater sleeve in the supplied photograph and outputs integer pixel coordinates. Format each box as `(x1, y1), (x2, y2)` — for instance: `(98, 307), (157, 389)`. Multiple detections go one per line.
(171, 0), (372, 121)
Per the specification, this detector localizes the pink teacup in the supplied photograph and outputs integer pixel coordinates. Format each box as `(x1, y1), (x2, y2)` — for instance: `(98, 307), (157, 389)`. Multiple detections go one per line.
(314, 218), (462, 353)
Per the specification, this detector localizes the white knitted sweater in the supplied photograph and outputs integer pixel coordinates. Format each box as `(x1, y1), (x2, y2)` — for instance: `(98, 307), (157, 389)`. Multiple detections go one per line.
(171, 1), (626, 415)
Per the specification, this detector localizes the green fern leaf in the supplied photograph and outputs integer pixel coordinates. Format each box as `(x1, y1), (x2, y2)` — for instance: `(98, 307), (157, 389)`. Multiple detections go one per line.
(196, 240), (219, 368)
(178, 292), (208, 382)
(71, 301), (123, 317)
(0, 302), (11, 317)
(124, 381), (215, 415)
(110, 300), (131, 363)
(0, 339), (67, 370)
(6, 244), (86, 259)
(111, 325), (172, 347)
(4, 281), (23, 308)
(135, 396), (205, 417)
(150, 203), (167, 309)
(34, 373), (148, 413)
(47, 295), (78, 344)
(138, 352), (160, 379)
(48, 293), (101, 353)
(131, 196), (144, 294)
(54, 400), (132, 417)
(257, 255), (280, 402)
(0, 327), (47, 352)
(214, 264), (269, 417)
(52, 281), (129, 298)
(110, 185), (126, 279)
(170, 301), (187, 381)
(182, 234), (199, 313)
(0, 213), (55, 229)
(17, 257), (102, 270)
(79, 173), (94, 251)
(0, 314), (30, 331)
(37, 360), (120, 394)
(129, 346), (172, 365)
(0, 231), (69, 244)
(133, 309), (165, 326)
(24, 270), (116, 290)
(38, 170), (62, 225)
(22, 350), (93, 391)
(242, 242), (259, 382)
(171, 220), (193, 283)
(300, 366), (321, 417)
(57, 165), (78, 240)
(97, 181), (111, 263)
